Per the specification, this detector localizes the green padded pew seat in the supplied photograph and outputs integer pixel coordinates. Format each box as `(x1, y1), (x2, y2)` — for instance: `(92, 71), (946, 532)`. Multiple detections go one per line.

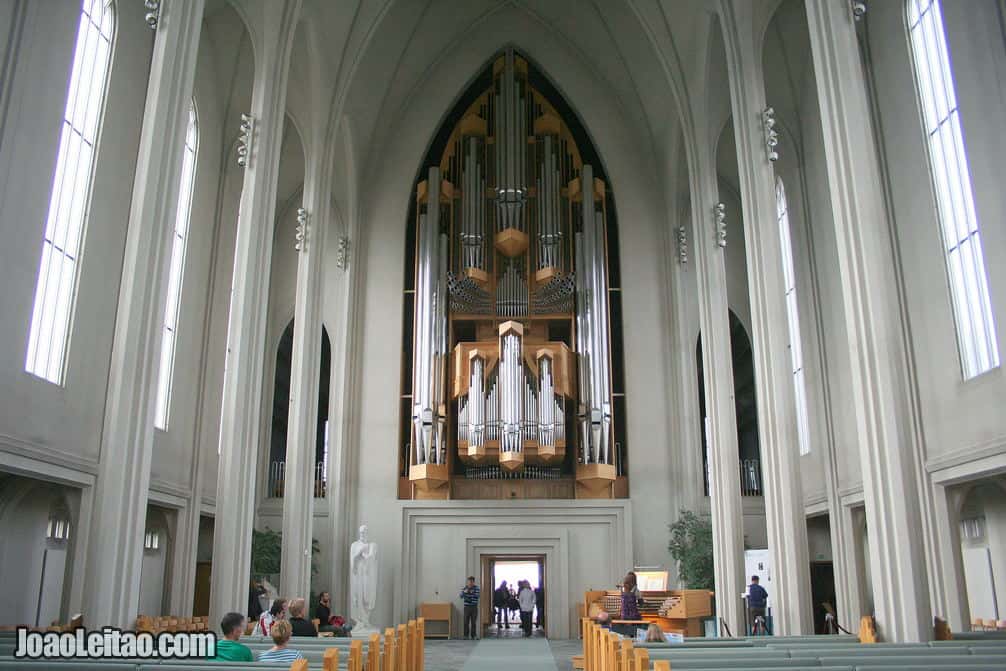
(632, 641), (754, 649)
(637, 658), (823, 669)
(854, 666), (1006, 671)
(947, 632), (1006, 641)
(765, 646), (945, 655)
(825, 655), (1006, 667)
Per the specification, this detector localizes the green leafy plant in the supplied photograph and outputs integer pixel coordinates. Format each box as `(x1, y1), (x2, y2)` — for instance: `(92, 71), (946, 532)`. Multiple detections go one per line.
(251, 528), (321, 578)
(252, 529), (283, 576)
(667, 510), (714, 590)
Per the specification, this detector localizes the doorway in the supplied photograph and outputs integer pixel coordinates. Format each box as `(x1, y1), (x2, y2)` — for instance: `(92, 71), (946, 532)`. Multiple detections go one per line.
(480, 554), (546, 638)
(809, 562), (836, 633)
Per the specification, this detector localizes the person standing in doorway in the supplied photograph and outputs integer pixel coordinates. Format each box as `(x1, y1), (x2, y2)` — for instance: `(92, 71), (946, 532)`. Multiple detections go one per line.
(459, 576), (481, 640)
(517, 580), (536, 637)
(534, 585), (544, 629)
(493, 580), (510, 629)
(747, 575), (769, 634)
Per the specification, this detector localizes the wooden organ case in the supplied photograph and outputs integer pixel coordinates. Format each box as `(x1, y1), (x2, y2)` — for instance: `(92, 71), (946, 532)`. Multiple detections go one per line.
(400, 49), (626, 501)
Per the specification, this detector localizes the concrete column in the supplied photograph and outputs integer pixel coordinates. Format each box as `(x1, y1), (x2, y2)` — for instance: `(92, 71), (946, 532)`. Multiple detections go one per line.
(325, 233), (356, 615)
(827, 500), (861, 634)
(67, 484), (93, 619)
(933, 484), (968, 631)
(690, 131), (746, 637)
(82, 0), (205, 628)
(209, 0), (302, 629)
(804, 0), (933, 642)
(279, 141), (331, 599)
(718, 0), (813, 635)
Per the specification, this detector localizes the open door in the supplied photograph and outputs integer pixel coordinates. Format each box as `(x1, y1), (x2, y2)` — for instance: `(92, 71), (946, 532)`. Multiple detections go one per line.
(481, 554), (547, 637)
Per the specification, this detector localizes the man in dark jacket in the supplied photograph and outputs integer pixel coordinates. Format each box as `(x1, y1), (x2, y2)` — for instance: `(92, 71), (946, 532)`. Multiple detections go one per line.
(747, 575), (769, 633)
(493, 581), (510, 629)
(534, 586), (544, 628)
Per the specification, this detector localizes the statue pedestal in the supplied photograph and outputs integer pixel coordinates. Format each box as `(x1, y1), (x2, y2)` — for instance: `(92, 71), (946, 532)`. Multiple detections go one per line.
(351, 626), (379, 639)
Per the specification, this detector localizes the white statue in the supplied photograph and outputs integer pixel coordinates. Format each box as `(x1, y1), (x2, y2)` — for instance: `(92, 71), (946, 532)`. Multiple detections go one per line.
(349, 524), (378, 631)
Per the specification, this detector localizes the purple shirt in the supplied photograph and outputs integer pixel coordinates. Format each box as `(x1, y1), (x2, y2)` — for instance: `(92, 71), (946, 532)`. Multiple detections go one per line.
(621, 591), (640, 620)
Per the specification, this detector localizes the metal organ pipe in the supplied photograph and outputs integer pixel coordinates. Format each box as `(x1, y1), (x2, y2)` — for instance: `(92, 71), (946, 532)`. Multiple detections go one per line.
(462, 137), (485, 271)
(412, 166), (447, 466)
(537, 136), (561, 269)
(575, 226), (592, 464)
(538, 356), (555, 448)
(574, 164), (613, 466)
(500, 330), (523, 452)
(593, 209), (612, 463)
(468, 356), (485, 449)
(494, 48), (527, 232)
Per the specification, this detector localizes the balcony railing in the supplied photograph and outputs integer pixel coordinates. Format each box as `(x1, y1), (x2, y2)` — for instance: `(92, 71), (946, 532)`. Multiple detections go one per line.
(740, 458), (762, 497)
(267, 460), (326, 498)
(464, 465), (563, 480)
(703, 458), (763, 497)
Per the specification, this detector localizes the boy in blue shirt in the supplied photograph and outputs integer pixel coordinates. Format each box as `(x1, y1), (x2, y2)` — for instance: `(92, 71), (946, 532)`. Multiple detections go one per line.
(460, 576), (481, 639)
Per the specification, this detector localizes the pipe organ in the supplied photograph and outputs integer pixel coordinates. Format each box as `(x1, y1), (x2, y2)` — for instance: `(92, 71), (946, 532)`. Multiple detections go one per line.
(404, 49), (623, 499)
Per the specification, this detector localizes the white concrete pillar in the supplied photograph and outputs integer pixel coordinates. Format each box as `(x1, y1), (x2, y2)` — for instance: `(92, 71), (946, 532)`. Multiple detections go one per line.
(279, 141), (331, 600)
(804, 0), (933, 642)
(324, 235), (356, 615)
(933, 484), (969, 631)
(324, 132), (360, 617)
(170, 494), (202, 616)
(718, 0), (813, 635)
(82, 0), (205, 628)
(689, 131), (746, 637)
(66, 484), (93, 620)
(827, 501), (861, 634)
(209, 0), (302, 629)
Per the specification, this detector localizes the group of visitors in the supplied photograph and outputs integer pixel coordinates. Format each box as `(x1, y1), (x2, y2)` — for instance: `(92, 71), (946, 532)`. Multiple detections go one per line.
(214, 611), (301, 663)
(213, 590), (354, 662)
(458, 576), (545, 640)
(492, 580), (543, 637)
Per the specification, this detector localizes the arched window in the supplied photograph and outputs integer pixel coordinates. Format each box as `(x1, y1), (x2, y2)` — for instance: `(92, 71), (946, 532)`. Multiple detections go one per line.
(25, 0), (115, 384)
(907, 0), (1000, 379)
(154, 102), (198, 430)
(776, 178), (810, 456)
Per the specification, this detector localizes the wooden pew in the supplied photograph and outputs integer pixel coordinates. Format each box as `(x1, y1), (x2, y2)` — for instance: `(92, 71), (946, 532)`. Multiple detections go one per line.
(322, 647), (340, 671)
(397, 623), (407, 671)
(859, 614), (878, 643)
(934, 616), (952, 641)
(348, 640), (363, 671)
(383, 627), (396, 671)
(368, 632), (380, 671)
(416, 617), (426, 671)
(618, 638), (634, 671)
(631, 648), (649, 671)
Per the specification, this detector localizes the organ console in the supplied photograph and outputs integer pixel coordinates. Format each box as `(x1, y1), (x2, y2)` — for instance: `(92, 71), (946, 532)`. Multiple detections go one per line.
(403, 48), (624, 500)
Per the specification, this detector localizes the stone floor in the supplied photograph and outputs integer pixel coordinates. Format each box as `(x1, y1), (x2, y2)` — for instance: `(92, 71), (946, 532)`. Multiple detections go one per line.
(424, 637), (581, 671)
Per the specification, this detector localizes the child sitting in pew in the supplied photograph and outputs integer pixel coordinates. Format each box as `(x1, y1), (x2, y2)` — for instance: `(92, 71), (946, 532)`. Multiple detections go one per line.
(257, 620), (304, 664)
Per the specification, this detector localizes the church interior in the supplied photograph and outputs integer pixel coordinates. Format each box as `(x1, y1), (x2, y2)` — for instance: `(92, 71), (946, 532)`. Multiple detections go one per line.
(1, 0), (1005, 667)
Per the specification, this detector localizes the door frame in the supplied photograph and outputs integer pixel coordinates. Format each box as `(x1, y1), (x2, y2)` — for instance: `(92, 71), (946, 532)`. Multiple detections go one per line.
(479, 553), (547, 636)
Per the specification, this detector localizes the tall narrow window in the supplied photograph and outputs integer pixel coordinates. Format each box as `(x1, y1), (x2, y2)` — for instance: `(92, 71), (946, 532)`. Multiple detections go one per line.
(25, 0), (115, 384)
(777, 179), (811, 456)
(908, 0), (1000, 379)
(154, 103), (198, 430)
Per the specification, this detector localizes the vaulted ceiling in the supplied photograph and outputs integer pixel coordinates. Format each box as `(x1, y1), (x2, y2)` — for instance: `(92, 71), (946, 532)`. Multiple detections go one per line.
(299, 0), (714, 186)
